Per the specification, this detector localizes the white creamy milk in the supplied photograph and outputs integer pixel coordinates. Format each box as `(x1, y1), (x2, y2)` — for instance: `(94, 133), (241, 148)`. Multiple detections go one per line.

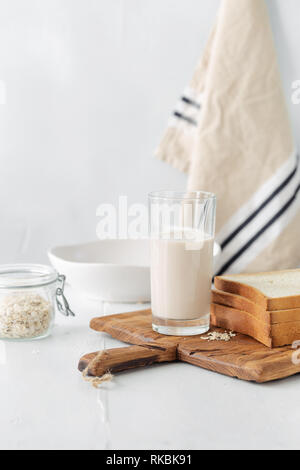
(151, 232), (214, 321)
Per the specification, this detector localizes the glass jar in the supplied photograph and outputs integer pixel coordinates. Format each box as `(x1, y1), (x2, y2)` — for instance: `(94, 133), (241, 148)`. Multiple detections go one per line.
(0, 264), (74, 341)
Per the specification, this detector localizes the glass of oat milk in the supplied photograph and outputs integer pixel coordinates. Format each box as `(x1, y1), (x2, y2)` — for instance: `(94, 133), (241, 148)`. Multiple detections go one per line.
(149, 191), (216, 336)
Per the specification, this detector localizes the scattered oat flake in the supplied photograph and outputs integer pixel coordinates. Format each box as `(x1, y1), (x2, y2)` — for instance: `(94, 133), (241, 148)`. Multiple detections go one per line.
(201, 331), (236, 342)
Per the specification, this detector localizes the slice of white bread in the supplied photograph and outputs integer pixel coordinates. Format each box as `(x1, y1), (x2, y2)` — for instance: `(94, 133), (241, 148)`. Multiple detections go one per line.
(212, 289), (300, 324)
(214, 269), (300, 311)
(211, 303), (300, 348)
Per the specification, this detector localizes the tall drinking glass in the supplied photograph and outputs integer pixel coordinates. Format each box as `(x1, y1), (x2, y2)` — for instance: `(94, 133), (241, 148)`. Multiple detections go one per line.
(149, 191), (216, 336)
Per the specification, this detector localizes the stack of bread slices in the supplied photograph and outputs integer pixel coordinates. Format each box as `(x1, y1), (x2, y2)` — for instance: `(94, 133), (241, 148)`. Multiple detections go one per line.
(211, 270), (300, 348)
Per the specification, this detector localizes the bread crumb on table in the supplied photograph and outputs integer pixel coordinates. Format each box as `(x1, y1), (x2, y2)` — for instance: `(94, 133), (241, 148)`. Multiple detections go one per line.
(201, 331), (236, 342)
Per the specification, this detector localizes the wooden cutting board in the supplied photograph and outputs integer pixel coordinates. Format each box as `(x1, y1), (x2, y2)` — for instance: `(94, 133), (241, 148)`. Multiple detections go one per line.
(78, 309), (300, 383)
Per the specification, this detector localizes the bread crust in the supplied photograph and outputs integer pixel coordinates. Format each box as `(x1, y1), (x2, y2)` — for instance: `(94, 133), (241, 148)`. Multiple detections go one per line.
(211, 303), (300, 348)
(211, 303), (272, 347)
(214, 272), (300, 311)
(212, 290), (300, 324)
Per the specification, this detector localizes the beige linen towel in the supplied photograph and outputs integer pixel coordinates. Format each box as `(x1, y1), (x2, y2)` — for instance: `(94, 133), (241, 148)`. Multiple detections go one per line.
(156, 0), (300, 275)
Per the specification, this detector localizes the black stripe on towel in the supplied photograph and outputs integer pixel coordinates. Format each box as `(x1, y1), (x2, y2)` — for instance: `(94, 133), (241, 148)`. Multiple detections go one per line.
(181, 96), (201, 109)
(221, 156), (299, 250)
(173, 111), (197, 126)
(216, 182), (300, 276)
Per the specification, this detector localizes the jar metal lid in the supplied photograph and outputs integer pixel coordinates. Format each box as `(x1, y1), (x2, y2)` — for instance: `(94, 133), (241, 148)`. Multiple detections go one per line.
(0, 264), (59, 289)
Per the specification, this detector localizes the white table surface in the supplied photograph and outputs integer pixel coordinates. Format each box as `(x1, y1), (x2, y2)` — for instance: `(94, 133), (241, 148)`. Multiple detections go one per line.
(0, 287), (299, 451)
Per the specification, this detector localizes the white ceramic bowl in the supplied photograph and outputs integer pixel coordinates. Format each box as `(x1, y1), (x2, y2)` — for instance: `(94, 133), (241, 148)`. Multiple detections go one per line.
(48, 240), (221, 302)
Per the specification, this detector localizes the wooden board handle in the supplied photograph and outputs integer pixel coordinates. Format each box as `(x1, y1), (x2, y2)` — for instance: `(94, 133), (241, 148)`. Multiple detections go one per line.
(78, 344), (177, 377)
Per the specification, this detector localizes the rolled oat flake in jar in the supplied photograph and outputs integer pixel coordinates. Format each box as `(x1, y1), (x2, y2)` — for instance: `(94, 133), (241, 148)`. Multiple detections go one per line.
(0, 264), (74, 340)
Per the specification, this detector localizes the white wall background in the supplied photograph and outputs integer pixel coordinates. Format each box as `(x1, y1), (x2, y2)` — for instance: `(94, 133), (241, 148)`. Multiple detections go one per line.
(0, 0), (299, 263)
